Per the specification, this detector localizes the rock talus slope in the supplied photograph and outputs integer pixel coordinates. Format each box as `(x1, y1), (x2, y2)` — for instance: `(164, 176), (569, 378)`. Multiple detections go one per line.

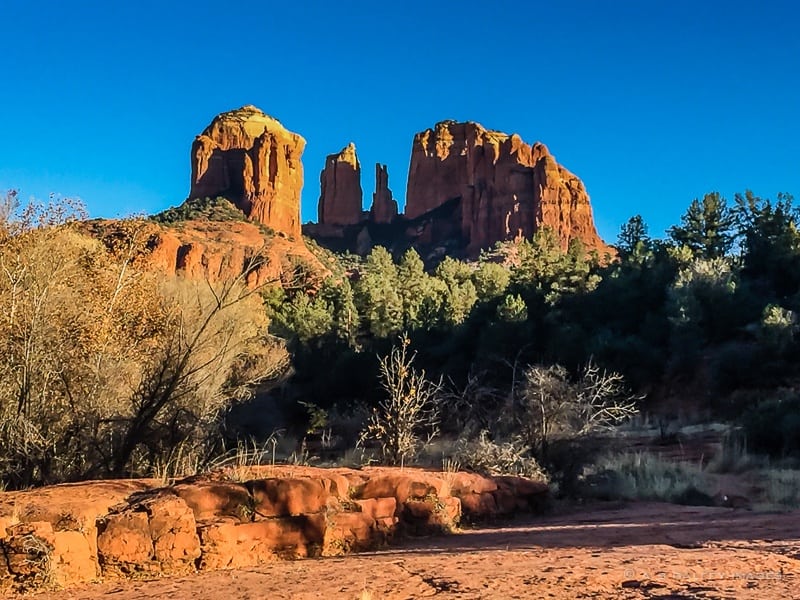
(84, 219), (325, 288)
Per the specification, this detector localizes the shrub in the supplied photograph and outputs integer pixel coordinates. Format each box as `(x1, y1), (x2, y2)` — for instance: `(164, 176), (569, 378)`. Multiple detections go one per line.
(152, 197), (248, 224)
(511, 361), (639, 458)
(452, 431), (548, 481)
(759, 304), (797, 351)
(358, 336), (442, 465)
(580, 452), (713, 504)
(0, 199), (290, 487)
(762, 469), (800, 508)
(741, 394), (800, 458)
(706, 430), (766, 473)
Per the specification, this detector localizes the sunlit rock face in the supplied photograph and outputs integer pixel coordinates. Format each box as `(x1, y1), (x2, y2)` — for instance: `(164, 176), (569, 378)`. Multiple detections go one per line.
(405, 120), (608, 254)
(189, 105), (305, 238)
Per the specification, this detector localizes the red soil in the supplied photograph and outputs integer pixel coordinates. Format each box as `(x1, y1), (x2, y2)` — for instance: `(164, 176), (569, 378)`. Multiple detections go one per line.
(11, 502), (799, 599)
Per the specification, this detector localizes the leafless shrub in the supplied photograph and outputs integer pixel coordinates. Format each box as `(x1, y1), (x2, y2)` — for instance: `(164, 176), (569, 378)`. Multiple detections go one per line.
(513, 360), (640, 458)
(575, 361), (641, 433)
(358, 335), (443, 466)
(0, 196), (291, 487)
(453, 431), (548, 480)
(109, 266), (291, 476)
(440, 370), (503, 434)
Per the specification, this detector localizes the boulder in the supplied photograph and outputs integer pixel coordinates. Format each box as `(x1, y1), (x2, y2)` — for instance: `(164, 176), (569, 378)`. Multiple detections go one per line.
(235, 465), (353, 500)
(402, 496), (461, 534)
(1, 466), (550, 591)
(1, 522), (58, 590)
(50, 529), (96, 587)
(97, 495), (200, 577)
(198, 514), (325, 569)
(358, 475), (429, 505)
(146, 496), (201, 573)
(356, 470), (449, 509)
(323, 511), (376, 555)
(96, 509), (153, 576)
(447, 471), (499, 496)
(172, 481), (253, 523)
(493, 476), (550, 514)
(353, 497), (397, 520)
(0, 479), (156, 588)
(458, 491), (499, 520)
(246, 478), (330, 518)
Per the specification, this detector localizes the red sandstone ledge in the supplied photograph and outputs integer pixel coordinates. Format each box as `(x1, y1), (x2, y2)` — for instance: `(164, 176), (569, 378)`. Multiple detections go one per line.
(0, 465), (548, 592)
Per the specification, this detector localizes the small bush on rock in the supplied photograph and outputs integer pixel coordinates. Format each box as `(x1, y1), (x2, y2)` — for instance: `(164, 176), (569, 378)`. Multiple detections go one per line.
(152, 196), (248, 224)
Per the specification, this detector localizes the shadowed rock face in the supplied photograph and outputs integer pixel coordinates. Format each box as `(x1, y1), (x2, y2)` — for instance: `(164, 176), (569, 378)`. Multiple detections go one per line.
(405, 120), (607, 254)
(318, 143), (363, 226)
(370, 163), (398, 224)
(189, 105), (305, 238)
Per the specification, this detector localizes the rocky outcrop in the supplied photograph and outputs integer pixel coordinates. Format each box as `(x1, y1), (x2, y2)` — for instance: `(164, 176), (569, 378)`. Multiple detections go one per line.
(0, 480), (156, 589)
(85, 220), (326, 288)
(318, 143), (363, 226)
(405, 120), (608, 255)
(0, 467), (548, 592)
(370, 163), (398, 224)
(189, 105), (305, 238)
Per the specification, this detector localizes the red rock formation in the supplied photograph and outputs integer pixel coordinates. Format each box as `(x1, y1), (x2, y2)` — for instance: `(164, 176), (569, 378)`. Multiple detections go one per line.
(370, 163), (398, 224)
(85, 220), (327, 288)
(0, 466), (548, 591)
(405, 120), (608, 255)
(144, 221), (326, 288)
(318, 143), (363, 226)
(0, 480), (157, 588)
(189, 105), (305, 238)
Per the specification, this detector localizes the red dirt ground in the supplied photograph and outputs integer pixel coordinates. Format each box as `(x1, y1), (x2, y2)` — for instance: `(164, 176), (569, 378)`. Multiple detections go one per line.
(13, 501), (799, 600)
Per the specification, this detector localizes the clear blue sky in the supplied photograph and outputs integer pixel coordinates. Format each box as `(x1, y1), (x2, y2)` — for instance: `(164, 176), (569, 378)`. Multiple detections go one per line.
(2, 0), (798, 243)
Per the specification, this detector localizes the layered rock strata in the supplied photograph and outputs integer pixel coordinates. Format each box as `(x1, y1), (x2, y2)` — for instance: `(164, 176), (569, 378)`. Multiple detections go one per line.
(405, 120), (607, 254)
(189, 105), (305, 237)
(0, 466), (548, 591)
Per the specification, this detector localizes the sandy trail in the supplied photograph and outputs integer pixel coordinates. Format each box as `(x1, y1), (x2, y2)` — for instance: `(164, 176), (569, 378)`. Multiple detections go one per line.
(16, 502), (800, 600)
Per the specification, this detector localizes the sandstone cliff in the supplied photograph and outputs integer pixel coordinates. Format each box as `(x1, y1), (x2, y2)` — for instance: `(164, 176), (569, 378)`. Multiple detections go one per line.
(189, 106), (305, 238)
(86, 219), (326, 288)
(405, 120), (607, 254)
(318, 143), (363, 226)
(144, 221), (323, 287)
(370, 163), (398, 224)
